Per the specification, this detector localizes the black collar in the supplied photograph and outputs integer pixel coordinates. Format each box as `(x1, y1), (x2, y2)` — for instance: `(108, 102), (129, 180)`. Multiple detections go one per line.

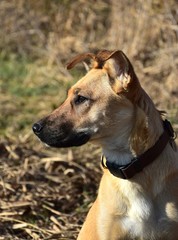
(101, 119), (177, 179)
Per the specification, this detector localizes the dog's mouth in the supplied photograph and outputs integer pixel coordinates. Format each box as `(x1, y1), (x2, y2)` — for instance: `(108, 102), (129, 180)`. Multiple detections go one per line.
(33, 128), (91, 148)
(46, 132), (91, 148)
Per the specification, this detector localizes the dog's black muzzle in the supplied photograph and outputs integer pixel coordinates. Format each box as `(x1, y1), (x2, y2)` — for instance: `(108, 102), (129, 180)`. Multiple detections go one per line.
(32, 118), (90, 148)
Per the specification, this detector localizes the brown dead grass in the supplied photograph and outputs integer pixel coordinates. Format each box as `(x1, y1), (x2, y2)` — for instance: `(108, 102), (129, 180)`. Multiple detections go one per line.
(0, 135), (101, 239)
(1, 0), (177, 108)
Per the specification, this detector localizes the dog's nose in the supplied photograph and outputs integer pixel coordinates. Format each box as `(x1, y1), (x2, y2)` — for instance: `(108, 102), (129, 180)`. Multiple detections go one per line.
(32, 122), (43, 135)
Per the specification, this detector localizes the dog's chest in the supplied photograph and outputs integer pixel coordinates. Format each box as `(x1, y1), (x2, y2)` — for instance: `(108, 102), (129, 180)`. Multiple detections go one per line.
(116, 186), (178, 239)
(120, 197), (154, 238)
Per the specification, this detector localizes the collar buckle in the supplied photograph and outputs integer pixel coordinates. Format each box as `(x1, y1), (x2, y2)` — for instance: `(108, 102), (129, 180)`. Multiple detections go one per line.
(109, 164), (128, 179)
(101, 156), (127, 179)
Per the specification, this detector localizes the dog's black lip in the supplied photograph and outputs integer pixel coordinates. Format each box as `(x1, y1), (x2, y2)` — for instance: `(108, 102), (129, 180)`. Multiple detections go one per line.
(39, 131), (91, 148)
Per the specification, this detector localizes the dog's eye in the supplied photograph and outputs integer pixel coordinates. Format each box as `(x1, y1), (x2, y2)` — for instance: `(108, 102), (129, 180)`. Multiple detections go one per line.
(74, 95), (87, 105)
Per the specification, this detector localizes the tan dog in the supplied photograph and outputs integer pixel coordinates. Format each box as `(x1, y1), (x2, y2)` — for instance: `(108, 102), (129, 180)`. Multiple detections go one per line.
(33, 50), (178, 240)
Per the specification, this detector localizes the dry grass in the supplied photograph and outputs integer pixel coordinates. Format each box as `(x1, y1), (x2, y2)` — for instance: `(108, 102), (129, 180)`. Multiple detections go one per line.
(108, 0), (178, 111)
(1, 0), (177, 108)
(0, 135), (101, 239)
(0, 0), (178, 239)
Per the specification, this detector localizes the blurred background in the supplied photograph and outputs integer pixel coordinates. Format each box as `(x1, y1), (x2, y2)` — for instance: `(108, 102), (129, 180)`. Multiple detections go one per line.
(0, 0), (178, 239)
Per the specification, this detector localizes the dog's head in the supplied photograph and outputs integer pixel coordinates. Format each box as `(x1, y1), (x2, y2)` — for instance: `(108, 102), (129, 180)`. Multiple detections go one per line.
(32, 50), (142, 148)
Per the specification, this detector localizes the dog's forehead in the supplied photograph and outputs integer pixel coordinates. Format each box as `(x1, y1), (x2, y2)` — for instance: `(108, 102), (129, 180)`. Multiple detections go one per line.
(73, 68), (110, 90)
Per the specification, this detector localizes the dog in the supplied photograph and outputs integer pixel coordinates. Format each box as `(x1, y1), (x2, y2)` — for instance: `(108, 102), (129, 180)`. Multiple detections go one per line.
(33, 50), (178, 240)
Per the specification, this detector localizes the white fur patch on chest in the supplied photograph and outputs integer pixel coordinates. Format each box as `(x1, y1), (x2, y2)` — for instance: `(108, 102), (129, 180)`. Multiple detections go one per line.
(120, 198), (153, 238)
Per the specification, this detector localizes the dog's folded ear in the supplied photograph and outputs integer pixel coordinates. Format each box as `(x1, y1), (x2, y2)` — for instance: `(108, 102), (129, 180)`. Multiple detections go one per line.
(66, 50), (130, 72)
(66, 53), (96, 70)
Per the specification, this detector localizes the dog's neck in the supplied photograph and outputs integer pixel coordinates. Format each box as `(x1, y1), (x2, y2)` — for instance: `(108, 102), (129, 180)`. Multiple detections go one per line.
(102, 134), (133, 166)
(102, 148), (133, 166)
(102, 89), (163, 168)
